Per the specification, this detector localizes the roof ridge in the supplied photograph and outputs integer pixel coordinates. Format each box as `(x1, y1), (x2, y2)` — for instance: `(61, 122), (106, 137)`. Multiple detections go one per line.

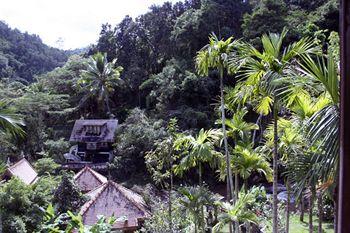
(73, 166), (88, 181)
(80, 182), (108, 216)
(87, 167), (107, 184)
(111, 182), (150, 216)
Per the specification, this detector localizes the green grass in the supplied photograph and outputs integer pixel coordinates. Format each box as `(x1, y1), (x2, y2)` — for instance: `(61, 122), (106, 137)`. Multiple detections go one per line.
(289, 214), (334, 233)
(220, 214), (334, 233)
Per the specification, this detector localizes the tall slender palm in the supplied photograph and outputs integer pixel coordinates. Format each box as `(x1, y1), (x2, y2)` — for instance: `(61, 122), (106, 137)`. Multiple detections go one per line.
(287, 51), (339, 233)
(227, 28), (317, 233)
(223, 108), (259, 201)
(145, 118), (179, 231)
(78, 52), (123, 115)
(0, 101), (25, 137)
(300, 51), (339, 185)
(174, 128), (222, 184)
(196, 34), (238, 203)
(264, 117), (304, 233)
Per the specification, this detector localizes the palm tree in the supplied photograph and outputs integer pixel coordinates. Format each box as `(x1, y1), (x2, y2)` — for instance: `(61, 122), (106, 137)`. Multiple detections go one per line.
(174, 128), (222, 184)
(78, 52), (123, 116)
(0, 101), (25, 137)
(286, 51), (339, 233)
(178, 186), (214, 233)
(232, 145), (273, 191)
(227, 28), (317, 233)
(196, 34), (238, 203)
(213, 188), (258, 233)
(223, 108), (259, 200)
(264, 118), (304, 233)
(300, 51), (339, 186)
(145, 118), (179, 231)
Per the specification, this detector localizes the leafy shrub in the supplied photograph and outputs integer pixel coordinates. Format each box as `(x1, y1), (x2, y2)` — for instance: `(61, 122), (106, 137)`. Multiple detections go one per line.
(34, 158), (60, 176)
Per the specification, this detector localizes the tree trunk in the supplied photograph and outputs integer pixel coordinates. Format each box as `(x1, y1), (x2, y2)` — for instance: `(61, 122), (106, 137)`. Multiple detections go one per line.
(300, 193), (305, 222)
(286, 179), (290, 233)
(244, 179), (251, 233)
(198, 162), (205, 232)
(105, 95), (111, 116)
(235, 172), (239, 201)
(219, 70), (234, 199)
(272, 101), (279, 233)
(199, 162), (202, 185)
(333, 184), (338, 233)
(219, 70), (234, 233)
(252, 114), (263, 146)
(317, 192), (323, 233)
(169, 163), (173, 232)
(309, 186), (315, 233)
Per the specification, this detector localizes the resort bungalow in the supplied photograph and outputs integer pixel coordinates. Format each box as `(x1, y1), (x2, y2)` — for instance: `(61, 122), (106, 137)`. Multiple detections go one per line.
(1, 158), (38, 185)
(80, 180), (151, 232)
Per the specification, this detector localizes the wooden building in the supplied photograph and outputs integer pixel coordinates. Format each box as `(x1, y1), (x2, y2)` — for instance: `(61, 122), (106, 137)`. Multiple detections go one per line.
(63, 119), (118, 170)
(1, 158), (38, 185)
(80, 180), (151, 232)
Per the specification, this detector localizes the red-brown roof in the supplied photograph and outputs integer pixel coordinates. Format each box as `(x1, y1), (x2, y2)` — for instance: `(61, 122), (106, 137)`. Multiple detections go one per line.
(80, 181), (151, 230)
(3, 158), (38, 185)
(74, 166), (107, 192)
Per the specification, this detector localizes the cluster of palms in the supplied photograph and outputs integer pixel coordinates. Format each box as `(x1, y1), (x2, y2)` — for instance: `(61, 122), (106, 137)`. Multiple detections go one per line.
(175, 28), (338, 232)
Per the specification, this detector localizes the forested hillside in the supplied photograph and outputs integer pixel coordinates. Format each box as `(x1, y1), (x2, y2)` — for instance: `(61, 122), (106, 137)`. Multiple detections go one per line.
(0, 0), (340, 232)
(0, 21), (69, 82)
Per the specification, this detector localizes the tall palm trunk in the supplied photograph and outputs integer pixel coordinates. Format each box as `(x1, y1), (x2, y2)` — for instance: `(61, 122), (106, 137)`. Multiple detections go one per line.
(235, 172), (239, 202)
(168, 156), (173, 232)
(317, 192), (323, 233)
(199, 162), (202, 185)
(252, 114), (263, 146)
(244, 179), (251, 233)
(272, 101), (279, 233)
(286, 179), (290, 233)
(219, 69), (234, 199)
(105, 95), (111, 115)
(300, 192), (305, 222)
(309, 186), (315, 233)
(219, 69), (235, 233)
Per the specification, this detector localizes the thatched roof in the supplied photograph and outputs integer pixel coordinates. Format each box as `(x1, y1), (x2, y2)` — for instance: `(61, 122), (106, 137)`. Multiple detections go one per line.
(69, 119), (118, 143)
(74, 166), (107, 192)
(80, 181), (151, 230)
(3, 158), (38, 185)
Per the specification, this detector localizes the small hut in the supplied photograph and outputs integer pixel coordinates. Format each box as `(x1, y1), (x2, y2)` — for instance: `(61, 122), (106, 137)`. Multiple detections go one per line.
(1, 158), (38, 185)
(73, 166), (107, 192)
(80, 181), (151, 232)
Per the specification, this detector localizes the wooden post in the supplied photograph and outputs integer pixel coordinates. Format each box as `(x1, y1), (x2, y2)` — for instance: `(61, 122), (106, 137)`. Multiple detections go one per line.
(338, 0), (350, 232)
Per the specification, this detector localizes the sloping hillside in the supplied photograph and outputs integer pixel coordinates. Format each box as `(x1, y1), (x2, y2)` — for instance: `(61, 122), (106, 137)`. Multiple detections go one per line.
(0, 21), (69, 82)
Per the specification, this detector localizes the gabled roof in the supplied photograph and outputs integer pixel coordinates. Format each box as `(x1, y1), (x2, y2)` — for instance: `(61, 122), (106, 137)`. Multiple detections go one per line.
(80, 181), (151, 230)
(74, 166), (107, 192)
(3, 158), (38, 185)
(69, 119), (118, 143)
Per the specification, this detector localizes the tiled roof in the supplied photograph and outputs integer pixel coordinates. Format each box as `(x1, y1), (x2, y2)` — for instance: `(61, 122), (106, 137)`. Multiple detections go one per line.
(74, 166), (107, 192)
(80, 181), (151, 230)
(69, 119), (118, 143)
(4, 158), (38, 185)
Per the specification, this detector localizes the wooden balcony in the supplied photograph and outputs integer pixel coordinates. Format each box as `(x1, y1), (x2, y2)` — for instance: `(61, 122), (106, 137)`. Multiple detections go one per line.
(61, 162), (108, 171)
